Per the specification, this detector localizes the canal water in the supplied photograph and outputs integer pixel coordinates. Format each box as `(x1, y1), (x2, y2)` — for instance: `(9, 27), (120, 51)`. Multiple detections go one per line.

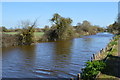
(2, 32), (114, 78)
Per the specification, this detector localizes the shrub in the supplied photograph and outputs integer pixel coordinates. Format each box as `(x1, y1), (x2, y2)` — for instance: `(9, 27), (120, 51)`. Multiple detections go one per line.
(82, 60), (106, 80)
(18, 20), (37, 45)
(42, 13), (76, 41)
(75, 21), (104, 35)
(2, 26), (8, 32)
(109, 41), (117, 46)
(18, 29), (34, 45)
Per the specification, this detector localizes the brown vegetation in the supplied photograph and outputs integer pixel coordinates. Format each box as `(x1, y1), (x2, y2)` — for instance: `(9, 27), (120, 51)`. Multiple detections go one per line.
(2, 34), (19, 47)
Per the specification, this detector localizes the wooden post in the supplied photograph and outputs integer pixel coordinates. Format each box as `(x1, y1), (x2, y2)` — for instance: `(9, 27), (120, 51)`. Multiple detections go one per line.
(100, 49), (102, 53)
(102, 48), (103, 52)
(70, 78), (74, 80)
(118, 38), (120, 56)
(105, 47), (108, 51)
(95, 54), (97, 60)
(103, 48), (105, 52)
(81, 68), (84, 71)
(93, 54), (95, 60)
(91, 57), (93, 62)
(98, 52), (100, 59)
(77, 73), (81, 80)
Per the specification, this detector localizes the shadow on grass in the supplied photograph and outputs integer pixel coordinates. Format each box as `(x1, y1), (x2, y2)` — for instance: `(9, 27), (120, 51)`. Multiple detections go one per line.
(101, 55), (120, 78)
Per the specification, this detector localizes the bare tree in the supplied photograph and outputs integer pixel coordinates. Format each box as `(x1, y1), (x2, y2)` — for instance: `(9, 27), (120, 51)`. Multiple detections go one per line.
(18, 19), (38, 45)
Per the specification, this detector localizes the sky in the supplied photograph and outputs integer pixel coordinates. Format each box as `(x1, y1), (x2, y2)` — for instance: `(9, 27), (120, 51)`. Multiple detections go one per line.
(2, 2), (118, 28)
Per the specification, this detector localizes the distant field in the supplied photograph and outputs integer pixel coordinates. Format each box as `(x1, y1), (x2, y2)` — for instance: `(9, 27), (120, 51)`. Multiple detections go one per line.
(3, 32), (18, 35)
(34, 32), (44, 36)
(3, 32), (44, 36)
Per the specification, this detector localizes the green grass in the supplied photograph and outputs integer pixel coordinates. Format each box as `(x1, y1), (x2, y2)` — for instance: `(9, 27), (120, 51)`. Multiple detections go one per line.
(109, 41), (117, 46)
(3, 32), (44, 36)
(34, 32), (44, 36)
(3, 32), (18, 35)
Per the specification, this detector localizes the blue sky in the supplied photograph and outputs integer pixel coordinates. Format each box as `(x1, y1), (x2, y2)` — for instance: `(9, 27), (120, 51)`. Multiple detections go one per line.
(2, 2), (118, 28)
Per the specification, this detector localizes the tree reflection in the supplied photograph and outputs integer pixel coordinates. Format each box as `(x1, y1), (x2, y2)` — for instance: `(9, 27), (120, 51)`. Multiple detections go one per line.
(50, 39), (73, 77)
(19, 45), (36, 66)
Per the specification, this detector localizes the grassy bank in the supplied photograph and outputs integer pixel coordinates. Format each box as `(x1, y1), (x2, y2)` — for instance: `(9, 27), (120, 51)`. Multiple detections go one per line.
(2, 32), (44, 42)
(81, 35), (120, 80)
(2, 32), (44, 47)
(3, 32), (18, 35)
(97, 35), (120, 79)
(2, 31), (100, 47)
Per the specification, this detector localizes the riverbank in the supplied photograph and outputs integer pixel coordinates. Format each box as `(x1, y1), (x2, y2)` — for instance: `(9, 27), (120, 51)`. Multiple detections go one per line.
(2, 32), (44, 47)
(2, 31), (99, 48)
(80, 34), (120, 80)
(2, 34), (19, 47)
(97, 35), (120, 79)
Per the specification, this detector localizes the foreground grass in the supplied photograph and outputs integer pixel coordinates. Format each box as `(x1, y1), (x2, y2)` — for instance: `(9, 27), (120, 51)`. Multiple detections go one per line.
(81, 35), (120, 80)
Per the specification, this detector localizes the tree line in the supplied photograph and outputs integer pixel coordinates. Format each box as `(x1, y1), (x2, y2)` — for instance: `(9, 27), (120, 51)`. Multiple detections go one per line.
(2, 13), (105, 45)
(42, 13), (104, 41)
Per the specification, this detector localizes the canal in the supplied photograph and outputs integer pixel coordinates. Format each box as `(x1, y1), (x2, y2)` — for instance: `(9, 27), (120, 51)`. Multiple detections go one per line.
(2, 32), (114, 78)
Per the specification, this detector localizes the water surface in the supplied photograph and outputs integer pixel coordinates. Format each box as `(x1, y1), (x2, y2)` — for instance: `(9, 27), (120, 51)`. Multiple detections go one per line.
(2, 32), (114, 78)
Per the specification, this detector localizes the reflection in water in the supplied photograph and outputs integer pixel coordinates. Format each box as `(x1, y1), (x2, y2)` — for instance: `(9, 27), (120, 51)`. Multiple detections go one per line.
(50, 40), (73, 77)
(2, 45), (36, 78)
(20, 45), (36, 61)
(19, 45), (36, 68)
(54, 40), (73, 63)
(2, 46), (17, 56)
(82, 38), (92, 50)
(2, 33), (114, 78)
